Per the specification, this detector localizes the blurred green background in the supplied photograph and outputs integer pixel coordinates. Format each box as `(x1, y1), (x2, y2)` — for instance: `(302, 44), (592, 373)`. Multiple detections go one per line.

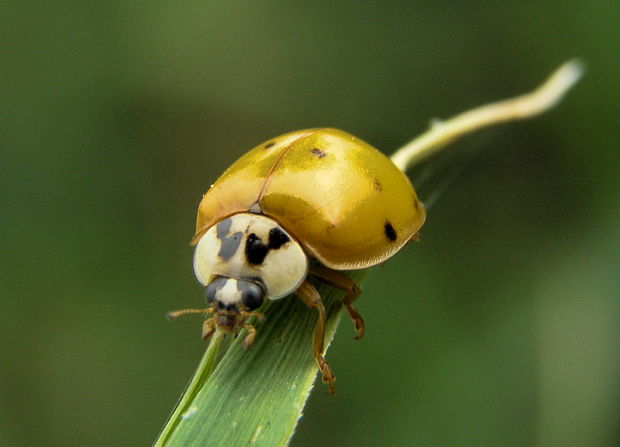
(2, 1), (619, 446)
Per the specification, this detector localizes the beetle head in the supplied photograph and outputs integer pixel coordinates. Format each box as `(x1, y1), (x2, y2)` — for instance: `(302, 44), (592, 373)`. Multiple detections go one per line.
(193, 213), (309, 332)
(203, 276), (265, 331)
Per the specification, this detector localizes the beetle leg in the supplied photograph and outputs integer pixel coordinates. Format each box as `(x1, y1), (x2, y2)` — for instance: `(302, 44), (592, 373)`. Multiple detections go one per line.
(310, 266), (365, 340)
(238, 310), (265, 348)
(240, 310), (265, 322)
(242, 323), (257, 349)
(202, 317), (217, 340)
(166, 306), (217, 340)
(295, 280), (336, 394)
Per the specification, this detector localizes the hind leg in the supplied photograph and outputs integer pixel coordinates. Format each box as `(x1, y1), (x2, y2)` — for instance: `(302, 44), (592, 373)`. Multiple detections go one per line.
(310, 266), (365, 339)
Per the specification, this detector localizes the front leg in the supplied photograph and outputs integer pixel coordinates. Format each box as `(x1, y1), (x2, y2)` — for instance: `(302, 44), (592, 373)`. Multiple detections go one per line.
(295, 280), (336, 394)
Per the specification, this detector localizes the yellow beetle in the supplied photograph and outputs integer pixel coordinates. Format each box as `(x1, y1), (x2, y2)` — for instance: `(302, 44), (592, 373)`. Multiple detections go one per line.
(169, 128), (426, 392)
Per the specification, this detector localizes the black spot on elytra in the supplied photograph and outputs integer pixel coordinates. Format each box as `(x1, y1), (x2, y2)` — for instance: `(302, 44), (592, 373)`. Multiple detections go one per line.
(384, 222), (397, 242)
(216, 218), (243, 261)
(311, 148), (326, 158)
(264, 142), (275, 149)
(245, 228), (291, 265)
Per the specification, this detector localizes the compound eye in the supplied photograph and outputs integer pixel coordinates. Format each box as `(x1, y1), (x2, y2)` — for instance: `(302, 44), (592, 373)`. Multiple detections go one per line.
(238, 281), (265, 310)
(205, 276), (228, 304)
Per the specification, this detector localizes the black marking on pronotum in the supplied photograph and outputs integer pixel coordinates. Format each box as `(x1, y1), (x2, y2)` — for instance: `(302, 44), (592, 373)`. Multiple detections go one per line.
(384, 222), (397, 242)
(245, 234), (269, 265)
(216, 218), (232, 237)
(216, 219), (243, 261)
(264, 142), (275, 149)
(311, 148), (326, 158)
(236, 280), (265, 310)
(205, 276), (229, 304)
(268, 227), (290, 249)
(245, 227), (291, 265)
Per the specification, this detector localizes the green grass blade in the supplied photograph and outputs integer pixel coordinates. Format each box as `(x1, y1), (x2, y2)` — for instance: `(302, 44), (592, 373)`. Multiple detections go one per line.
(154, 272), (366, 447)
(154, 61), (581, 447)
(155, 330), (228, 446)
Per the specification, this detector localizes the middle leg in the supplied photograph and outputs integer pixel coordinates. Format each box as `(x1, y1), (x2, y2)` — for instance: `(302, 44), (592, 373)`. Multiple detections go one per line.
(295, 280), (336, 393)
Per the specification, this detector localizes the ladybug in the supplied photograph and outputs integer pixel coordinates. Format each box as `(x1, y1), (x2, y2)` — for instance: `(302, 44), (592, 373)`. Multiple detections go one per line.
(168, 128), (426, 392)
